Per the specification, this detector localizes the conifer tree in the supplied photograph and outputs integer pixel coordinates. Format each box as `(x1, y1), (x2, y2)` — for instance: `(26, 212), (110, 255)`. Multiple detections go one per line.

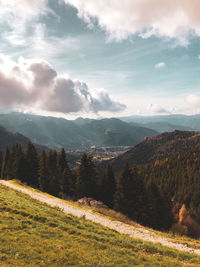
(114, 162), (131, 213)
(57, 148), (68, 174)
(114, 163), (150, 225)
(57, 148), (71, 192)
(146, 179), (173, 230)
(38, 150), (48, 191)
(1, 147), (10, 179)
(26, 142), (39, 186)
(46, 149), (59, 196)
(76, 153), (98, 199)
(101, 164), (115, 207)
(0, 150), (3, 177)
(62, 167), (74, 196)
(12, 144), (27, 181)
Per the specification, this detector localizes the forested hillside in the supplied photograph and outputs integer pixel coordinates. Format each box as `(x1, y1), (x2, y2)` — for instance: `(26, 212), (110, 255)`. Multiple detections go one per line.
(0, 142), (172, 231)
(141, 151), (200, 225)
(110, 130), (200, 172)
(2, 130), (200, 238)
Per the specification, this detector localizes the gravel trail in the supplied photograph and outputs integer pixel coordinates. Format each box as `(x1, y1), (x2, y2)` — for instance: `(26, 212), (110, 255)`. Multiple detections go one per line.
(1, 179), (200, 255)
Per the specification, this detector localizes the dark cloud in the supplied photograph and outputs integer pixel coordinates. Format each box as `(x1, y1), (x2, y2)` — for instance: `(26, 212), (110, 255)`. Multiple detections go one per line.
(0, 72), (28, 107)
(44, 78), (84, 113)
(29, 62), (57, 87)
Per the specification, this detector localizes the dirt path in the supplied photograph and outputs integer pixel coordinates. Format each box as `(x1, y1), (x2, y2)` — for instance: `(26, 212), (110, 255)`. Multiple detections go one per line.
(1, 180), (200, 255)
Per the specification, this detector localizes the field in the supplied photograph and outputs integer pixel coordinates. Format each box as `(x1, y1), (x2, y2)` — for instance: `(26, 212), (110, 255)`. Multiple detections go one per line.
(1, 184), (200, 266)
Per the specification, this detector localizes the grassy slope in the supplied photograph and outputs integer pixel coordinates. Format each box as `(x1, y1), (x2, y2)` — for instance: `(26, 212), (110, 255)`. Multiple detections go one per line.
(0, 185), (200, 266)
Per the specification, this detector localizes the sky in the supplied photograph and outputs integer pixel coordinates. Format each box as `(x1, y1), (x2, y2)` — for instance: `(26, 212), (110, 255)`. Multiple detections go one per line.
(0, 0), (200, 119)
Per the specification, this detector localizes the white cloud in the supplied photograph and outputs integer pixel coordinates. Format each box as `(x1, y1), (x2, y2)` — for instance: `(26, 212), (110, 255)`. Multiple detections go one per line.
(0, 0), (48, 21)
(0, 0), (52, 48)
(31, 24), (81, 56)
(147, 104), (170, 114)
(64, 0), (200, 45)
(198, 55), (200, 60)
(155, 62), (166, 69)
(186, 94), (200, 107)
(0, 55), (126, 114)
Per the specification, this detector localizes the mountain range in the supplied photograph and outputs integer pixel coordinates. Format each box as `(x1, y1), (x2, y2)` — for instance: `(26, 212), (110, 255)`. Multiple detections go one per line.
(120, 114), (200, 131)
(0, 113), (157, 150)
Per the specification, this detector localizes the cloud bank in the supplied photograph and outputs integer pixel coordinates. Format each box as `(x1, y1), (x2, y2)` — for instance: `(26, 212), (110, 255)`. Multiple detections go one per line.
(148, 104), (171, 114)
(64, 0), (200, 45)
(0, 55), (125, 114)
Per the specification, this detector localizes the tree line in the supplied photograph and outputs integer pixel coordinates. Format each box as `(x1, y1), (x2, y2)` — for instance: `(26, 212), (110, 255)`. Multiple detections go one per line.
(0, 142), (173, 231)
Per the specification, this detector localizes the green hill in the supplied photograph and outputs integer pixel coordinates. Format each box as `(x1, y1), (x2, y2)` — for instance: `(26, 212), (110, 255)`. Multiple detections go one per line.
(0, 183), (200, 266)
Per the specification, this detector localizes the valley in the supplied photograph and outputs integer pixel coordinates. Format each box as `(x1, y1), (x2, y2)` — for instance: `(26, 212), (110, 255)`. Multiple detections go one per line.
(1, 113), (200, 265)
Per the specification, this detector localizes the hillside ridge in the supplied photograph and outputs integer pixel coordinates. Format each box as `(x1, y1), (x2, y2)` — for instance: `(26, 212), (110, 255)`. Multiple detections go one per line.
(1, 179), (200, 256)
(110, 130), (200, 172)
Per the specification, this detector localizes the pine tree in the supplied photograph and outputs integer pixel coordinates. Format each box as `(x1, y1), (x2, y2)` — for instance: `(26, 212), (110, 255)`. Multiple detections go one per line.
(38, 150), (48, 191)
(114, 162), (131, 213)
(46, 149), (59, 196)
(57, 148), (68, 174)
(101, 164), (115, 207)
(146, 179), (173, 230)
(0, 150), (3, 178)
(26, 142), (39, 186)
(76, 153), (98, 199)
(57, 148), (70, 193)
(62, 167), (74, 196)
(1, 147), (10, 179)
(114, 163), (150, 225)
(12, 144), (27, 181)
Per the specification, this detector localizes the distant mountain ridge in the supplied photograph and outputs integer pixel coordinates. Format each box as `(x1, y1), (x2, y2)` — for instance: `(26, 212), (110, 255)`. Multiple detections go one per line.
(0, 113), (158, 150)
(120, 114), (200, 131)
(110, 130), (200, 172)
(129, 121), (193, 133)
(0, 125), (45, 151)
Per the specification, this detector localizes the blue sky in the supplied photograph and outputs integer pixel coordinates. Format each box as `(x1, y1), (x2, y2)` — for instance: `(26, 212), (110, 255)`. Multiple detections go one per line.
(0, 0), (200, 118)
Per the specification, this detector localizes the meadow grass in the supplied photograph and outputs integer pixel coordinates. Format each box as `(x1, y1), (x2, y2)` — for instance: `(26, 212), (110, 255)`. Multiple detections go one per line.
(1, 184), (200, 266)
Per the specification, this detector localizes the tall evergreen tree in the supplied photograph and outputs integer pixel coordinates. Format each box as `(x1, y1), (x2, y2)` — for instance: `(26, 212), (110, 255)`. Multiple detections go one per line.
(26, 142), (39, 186)
(57, 148), (68, 174)
(62, 167), (74, 197)
(38, 150), (48, 191)
(114, 162), (131, 213)
(46, 149), (59, 196)
(1, 147), (10, 179)
(0, 150), (3, 177)
(76, 153), (98, 199)
(12, 144), (27, 181)
(146, 179), (174, 230)
(114, 163), (150, 225)
(57, 148), (70, 193)
(101, 164), (115, 207)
